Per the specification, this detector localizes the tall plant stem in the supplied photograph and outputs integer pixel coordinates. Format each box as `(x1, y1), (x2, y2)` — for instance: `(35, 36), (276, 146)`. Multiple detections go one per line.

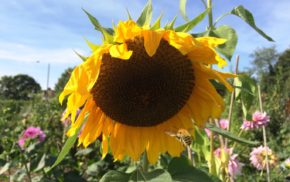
(22, 153), (32, 182)
(207, 0), (213, 30)
(258, 85), (271, 182)
(225, 55), (239, 147)
(209, 119), (216, 175)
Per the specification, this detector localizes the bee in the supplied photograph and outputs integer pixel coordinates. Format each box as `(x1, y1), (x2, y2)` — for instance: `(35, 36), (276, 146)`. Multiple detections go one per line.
(165, 128), (193, 147)
(165, 128), (195, 165)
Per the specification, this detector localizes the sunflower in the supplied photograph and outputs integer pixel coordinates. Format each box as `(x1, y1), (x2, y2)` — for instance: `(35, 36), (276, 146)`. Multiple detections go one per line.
(60, 19), (234, 164)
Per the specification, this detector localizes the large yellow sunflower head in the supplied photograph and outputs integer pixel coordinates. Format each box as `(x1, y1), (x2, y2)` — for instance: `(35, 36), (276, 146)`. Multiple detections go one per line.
(59, 11), (234, 164)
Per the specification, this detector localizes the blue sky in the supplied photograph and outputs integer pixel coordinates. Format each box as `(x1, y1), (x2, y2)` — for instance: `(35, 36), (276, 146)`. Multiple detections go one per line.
(0, 0), (289, 89)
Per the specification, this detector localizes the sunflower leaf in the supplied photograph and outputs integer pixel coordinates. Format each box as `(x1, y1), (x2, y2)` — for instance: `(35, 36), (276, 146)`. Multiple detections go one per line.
(151, 14), (163, 30)
(136, 0), (152, 27)
(83, 9), (114, 43)
(168, 157), (214, 182)
(175, 9), (208, 32)
(179, 0), (189, 21)
(100, 170), (130, 182)
(48, 115), (88, 171)
(206, 124), (260, 146)
(230, 5), (274, 41)
(209, 25), (238, 60)
(164, 16), (177, 30)
(130, 169), (172, 181)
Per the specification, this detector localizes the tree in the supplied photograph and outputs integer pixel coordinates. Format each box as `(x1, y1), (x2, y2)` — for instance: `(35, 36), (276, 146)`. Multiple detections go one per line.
(54, 68), (73, 94)
(0, 74), (41, 100)
(247, 46), (279, 80)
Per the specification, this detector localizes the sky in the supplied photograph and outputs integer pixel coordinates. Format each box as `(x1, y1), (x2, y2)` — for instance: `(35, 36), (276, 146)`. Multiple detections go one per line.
(0, 0), (289, 89)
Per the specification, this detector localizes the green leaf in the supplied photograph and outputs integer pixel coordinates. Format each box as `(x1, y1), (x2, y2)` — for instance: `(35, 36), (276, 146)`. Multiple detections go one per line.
(206, 124), (260, 146)
(210, 25), (238, 60)
(151, 14), (163, 30)
(168, 157), (214, 182)
(75, 148), (93, 156)
(73, 50), (87, 62)
(179, 0), (189, 21)
(230, 5), (274, 41)
(130, 169), (172, 182)
(83, 9), (114, 42)
(0, 162), (10, 175)
(34, 154), (46, 172)
(175, 9), (208, 32)
(48, 116), (88, 171)
(164, 16), (177, 30)
(234, 74), (257, 119)
(100, 170), (130, 182)
(136, 0), (152, 27)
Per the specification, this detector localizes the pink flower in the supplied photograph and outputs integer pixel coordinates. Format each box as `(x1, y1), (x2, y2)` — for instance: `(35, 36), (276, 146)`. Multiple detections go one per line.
(18, 126), (46, 149)
(214, 147), (243, 178)
(23, 127), (42, 139)
(204, 128), (212, 138)
(219, 119), (229, 130)
(250, 146), (277, 170)
(241, 111), (270, 130)
(18, 138), (25, 149)
(241, 120), (255, 130)
(252, 111), (270, 125)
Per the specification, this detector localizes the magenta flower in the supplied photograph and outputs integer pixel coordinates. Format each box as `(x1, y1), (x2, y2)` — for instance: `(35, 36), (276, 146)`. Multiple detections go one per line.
(241, 111), (270, 130)
(250, 146), (277, 170)
(18, 126), (46, 149)
(219, 119), (229, 130)
(214, 147), (243, 178)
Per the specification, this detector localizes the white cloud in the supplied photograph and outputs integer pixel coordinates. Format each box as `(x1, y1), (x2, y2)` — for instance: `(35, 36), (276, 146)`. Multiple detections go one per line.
(0, 42), (86, 64)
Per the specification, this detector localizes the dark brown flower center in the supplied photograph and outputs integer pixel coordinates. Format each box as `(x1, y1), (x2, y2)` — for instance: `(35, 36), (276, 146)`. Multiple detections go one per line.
(91, 37), (194, 127)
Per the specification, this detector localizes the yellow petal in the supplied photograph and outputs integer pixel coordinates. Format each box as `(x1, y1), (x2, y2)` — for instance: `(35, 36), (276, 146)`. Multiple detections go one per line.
(163, 31), (195, 55)
(196, 37), (227, 47)
(142, 30), (164, 57)
(114, 20), (141, 43)
(101, 134), (109, 159)
(109, 44), (133, 60)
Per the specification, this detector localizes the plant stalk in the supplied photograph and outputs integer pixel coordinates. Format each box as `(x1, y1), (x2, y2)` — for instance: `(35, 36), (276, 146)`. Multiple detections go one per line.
(258, 85), (270, 182)
(225, 55), (239, 147)
(207, 0), (213, 30)
(22, 153), (32, 182)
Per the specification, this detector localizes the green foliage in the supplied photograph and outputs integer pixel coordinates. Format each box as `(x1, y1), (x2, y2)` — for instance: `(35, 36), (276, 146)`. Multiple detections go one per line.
(0, 74), (41, 100)
(230, 6), (274, 41)
(210, 25), (238, 60)
(206, 124), (260, 146)
(83, 9), (114, 43)
(136, 0), (152, 27)
(175, 9), (209, 32)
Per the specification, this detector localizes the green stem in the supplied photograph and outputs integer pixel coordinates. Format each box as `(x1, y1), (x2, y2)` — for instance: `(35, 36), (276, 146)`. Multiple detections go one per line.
(209, 119), (216, 175)
(207, 0), (213, 30)
(142, 151), (149, 173)
(225, 56), (239, 147)
(22, 153), (32, 182)
(258, 85), (271, 182)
